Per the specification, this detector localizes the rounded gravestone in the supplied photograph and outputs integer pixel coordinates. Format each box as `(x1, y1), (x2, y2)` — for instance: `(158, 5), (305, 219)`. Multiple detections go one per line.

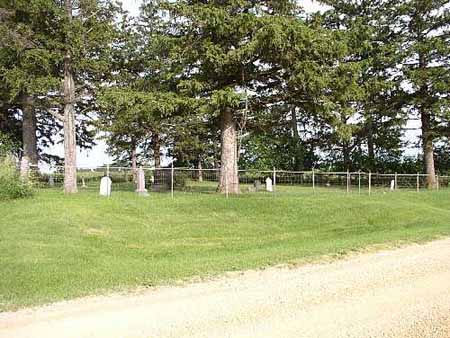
(99, 176), (112, 197)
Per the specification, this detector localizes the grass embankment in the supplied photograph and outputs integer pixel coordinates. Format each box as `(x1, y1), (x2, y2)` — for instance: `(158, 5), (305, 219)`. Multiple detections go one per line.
(1, 188), (450, 311)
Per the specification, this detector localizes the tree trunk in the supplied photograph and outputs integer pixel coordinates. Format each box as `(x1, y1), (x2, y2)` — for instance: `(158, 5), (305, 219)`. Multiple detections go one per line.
(367, 117), (375, 170)
(421, 110), (436, 188)
(63, 0), (77, 193)
(131, 146), (137, 183)
(20, 94), (38, 178)
(343, 143), (351, 170)
(417, 47), (436, 189)
(218, 108), (239, 194)
(291, 107), (304, 171)
(153, 134), (161, 168)
(198, 160), (203, 182)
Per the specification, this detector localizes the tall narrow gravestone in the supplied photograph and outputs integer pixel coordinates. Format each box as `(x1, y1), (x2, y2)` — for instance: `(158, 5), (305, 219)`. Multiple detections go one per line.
(266, 177), (273, 192)
(136, 168), (149, 196)
(48, 175), (55, 187)
(99, 176), (112, 197)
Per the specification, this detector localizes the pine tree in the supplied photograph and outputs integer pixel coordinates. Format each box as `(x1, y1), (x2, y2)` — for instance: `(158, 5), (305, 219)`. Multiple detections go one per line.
(395, 0), (450, 187)
(319, 0), (405, 171)
(97, 10), (192, 171)
(0, 0), (120, 192)
(0, 2), (61, 174)
(155, 0), (307, 193)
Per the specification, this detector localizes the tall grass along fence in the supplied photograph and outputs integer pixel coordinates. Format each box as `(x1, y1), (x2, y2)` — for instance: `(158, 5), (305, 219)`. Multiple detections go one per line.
(29, 165), (450, 197)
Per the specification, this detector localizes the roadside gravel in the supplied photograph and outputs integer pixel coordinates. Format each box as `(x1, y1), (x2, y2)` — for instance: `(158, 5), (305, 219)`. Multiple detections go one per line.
(1, 239), (450, 338)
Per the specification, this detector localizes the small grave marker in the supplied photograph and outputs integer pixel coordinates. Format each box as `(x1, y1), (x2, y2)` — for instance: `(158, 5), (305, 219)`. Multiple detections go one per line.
(48, 175), (55, 187)
(390, 180), (395, 191)
(99, 176), (112, 197)
(266, 177), (273, 192)
(254, 180), (261, 192)
(136, 167), (149, 196)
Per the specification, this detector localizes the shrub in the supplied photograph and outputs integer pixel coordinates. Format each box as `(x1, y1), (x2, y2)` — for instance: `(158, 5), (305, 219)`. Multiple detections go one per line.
(0, 156), (33, 200)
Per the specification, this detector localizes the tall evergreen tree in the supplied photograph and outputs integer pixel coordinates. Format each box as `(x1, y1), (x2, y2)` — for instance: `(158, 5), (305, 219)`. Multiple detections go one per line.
(396, 0), (450, 187)
(0, 0), (120, 192)
(320, 0), (405, 171)
(156, 0), (319, 193)
(58, 0), (119, 192)
(0, 2), (60, 174)
(97, 8), (191, 171)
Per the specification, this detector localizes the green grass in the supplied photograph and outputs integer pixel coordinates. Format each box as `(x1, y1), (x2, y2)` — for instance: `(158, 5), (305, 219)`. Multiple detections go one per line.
(1, 188), (450, 311)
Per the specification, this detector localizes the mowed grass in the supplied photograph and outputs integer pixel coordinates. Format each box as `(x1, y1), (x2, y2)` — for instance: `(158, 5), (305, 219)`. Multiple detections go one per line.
(1, 187), (450, 311)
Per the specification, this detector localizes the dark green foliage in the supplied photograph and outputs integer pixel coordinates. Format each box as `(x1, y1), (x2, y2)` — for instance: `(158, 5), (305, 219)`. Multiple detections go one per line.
(435, 142), (450, 175)
(239, 108), (316, 170)
(1, 0), (450, 180)
(0, 131), (19, 157)
(0, 0), (122, 169)
(314, 0), (404, 171)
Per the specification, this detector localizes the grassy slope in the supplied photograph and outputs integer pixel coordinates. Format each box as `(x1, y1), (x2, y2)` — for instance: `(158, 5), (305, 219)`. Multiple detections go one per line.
(1, 189), (450, 311)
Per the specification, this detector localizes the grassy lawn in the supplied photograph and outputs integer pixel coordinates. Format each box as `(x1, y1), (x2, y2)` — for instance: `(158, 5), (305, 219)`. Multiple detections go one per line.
(1, 188), (450, 311)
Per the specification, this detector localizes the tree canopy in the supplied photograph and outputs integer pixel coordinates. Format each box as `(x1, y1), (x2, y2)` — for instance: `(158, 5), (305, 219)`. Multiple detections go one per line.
(1, 0), (449, 192)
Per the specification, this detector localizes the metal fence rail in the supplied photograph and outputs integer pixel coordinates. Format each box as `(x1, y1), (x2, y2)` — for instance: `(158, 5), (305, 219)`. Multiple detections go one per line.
(29, 165), (450, 197)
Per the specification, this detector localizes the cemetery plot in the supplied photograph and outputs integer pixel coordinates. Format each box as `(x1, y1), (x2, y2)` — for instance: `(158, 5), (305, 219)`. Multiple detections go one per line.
(33, 167), (450, 197)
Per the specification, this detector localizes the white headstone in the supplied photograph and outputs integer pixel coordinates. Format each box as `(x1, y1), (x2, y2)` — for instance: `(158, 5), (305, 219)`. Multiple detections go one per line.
(390, 179), (395, 191)
(48, 175), (55, 187)
(136, 168), (149, 196)
(266, 177), (273, 192)
(99, 176), (112, 197)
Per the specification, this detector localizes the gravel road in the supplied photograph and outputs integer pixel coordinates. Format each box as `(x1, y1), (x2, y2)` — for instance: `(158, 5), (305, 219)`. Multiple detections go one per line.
(1, 239), (450, 338)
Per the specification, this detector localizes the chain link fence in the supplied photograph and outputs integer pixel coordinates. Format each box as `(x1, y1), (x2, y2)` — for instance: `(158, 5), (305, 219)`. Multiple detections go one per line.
(29, 166), (450, 196)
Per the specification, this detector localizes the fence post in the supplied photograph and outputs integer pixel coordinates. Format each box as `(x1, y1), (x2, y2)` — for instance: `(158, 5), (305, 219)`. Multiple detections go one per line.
(358, 170), (361, 195)
(437, 175), (440, 191)
(312, 168), (315, 193)
(171, 162), (174, 199)
(106, 164), (111, 197)
(347, 169), (350, 194)
(369, 171), (372, 195)
(416, 173), (420, 193)
(273, 167), (276, 193)
(395, 172), (398, 191)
